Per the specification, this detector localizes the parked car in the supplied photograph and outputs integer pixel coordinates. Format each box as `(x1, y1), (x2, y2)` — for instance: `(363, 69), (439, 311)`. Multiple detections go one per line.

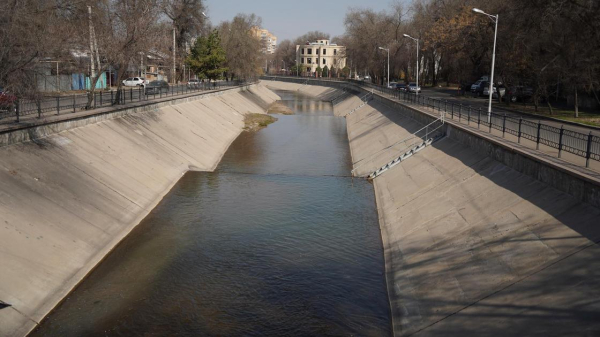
(122, 77), (147, 87)
(387, 82), (397, 89)
(395, 83), (408, 92)
(145, 80), (169, 95)
(471, 81), (491, 97)
(0, 86), (17, 112)
(506, 85), (534, 102)
(364, 75), (372, 83)
(483, 84), (506, 99)
(188, 79), (201, 88)
(408, 82), (421, 93)
(470, 80), (483, 92)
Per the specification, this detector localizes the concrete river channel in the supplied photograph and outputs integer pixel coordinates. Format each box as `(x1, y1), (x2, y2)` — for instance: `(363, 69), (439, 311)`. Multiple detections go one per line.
(31, 91), (392, 336)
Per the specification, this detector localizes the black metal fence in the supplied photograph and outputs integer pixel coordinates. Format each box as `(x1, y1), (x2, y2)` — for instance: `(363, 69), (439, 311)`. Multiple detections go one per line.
(0, 81), (243, 124)
(262, 75), (600, 168)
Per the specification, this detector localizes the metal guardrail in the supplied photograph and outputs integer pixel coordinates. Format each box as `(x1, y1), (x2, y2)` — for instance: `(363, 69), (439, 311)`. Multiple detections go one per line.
(0, 81), (245, 125)
(262, 76), (600, 168)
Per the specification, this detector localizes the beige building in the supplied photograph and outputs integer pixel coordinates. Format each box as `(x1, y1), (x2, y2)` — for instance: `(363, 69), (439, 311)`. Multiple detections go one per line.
(296, 39), (346, 76)
(251, 27), (277, 54)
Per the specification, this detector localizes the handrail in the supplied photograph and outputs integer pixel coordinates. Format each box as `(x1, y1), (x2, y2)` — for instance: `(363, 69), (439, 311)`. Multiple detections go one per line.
(261, 75), (599, 169)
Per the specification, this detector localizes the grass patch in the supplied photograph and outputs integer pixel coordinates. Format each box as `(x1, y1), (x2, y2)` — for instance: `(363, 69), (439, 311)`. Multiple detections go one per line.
(507, 104), (600, 127)
(243, 113), (278, 131)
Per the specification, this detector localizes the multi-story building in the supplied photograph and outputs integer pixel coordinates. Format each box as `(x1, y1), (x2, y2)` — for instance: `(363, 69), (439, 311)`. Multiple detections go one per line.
(295, 39), (346, 77)
(251, 27), (277, 54)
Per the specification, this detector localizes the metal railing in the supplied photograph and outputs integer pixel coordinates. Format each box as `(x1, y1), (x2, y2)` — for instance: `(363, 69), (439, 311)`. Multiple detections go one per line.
(261, 75), (600, 168)
(0, 81), (245, 125)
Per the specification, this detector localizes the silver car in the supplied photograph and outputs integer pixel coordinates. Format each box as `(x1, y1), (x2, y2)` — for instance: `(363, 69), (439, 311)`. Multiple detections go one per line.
(408, 82), (421, 93)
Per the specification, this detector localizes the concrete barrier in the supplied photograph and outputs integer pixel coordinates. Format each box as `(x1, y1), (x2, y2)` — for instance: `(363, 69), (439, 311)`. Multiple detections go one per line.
(0, 83), (280, 337)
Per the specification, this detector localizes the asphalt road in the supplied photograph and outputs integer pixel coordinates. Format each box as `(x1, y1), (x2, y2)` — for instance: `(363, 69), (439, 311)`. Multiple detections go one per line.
(419, 87), (596, 134)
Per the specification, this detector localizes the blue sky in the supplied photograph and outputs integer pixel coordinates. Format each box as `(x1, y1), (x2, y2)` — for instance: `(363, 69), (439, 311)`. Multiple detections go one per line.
(205, 0), (403, 42)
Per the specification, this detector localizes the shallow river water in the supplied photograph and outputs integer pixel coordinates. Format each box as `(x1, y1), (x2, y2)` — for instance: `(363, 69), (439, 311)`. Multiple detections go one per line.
(32, 91), (391, 336)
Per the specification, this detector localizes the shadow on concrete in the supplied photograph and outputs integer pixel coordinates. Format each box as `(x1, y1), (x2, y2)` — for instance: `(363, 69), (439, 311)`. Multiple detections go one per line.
(384, 133), (600, 336)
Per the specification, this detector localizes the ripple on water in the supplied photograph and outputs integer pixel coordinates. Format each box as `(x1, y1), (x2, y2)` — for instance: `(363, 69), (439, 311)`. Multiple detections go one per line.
(32, 90), (391, 336)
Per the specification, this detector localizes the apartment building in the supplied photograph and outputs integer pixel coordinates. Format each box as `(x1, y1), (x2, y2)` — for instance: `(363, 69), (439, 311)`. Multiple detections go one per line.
(295, 39), (346, 76)
(251, 27), (277, 54)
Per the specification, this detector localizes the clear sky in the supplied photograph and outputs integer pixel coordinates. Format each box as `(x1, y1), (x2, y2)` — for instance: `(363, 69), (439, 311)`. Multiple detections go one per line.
(204, 0), (402, 42)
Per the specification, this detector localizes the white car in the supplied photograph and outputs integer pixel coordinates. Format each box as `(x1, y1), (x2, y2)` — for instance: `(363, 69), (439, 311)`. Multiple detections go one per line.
(408, 82), (421, 93)
(483, 85), (506, 98)
(187, 79), (201, 88)
(122, 77), (147, 87)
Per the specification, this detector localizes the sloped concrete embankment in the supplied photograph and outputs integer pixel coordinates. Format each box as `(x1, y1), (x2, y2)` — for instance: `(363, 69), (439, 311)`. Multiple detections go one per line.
(343, 92), (600, 335)
(261, 79), (361, 115)
(0, 84), (280, 336)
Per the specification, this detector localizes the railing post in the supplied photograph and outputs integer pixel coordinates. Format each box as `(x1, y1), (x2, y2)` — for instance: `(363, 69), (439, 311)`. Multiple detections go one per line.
(56, 96), (60, 115)
(488, 110), (492, 132)
(130, 88), (133, 101)
(536, 122), (542, 150)
(111, 90), (113, 104)
(518, 118), (522, 143)
(72, 94), (76, 113)
(100, 91), (103, 106)
(586, 132), (593, 168)
(467, 106), (471, 125)
(558, 125), (564, 158)
(458, 104), (461, 122)
(502, 114), (506, 138)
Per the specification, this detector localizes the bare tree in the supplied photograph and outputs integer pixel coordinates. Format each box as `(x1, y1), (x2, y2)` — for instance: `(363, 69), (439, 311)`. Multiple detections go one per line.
(218, 14), (263, 81)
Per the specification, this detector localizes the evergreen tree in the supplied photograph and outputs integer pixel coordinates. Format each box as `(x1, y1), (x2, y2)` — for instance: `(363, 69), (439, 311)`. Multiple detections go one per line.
(186, 30), (228, 81)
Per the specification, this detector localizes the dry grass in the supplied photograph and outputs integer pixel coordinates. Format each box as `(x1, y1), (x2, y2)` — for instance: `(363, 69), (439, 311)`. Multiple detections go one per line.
(267, 102), (294, 115)
(510, 104), (600, 127)
(243, 113), (277, 131)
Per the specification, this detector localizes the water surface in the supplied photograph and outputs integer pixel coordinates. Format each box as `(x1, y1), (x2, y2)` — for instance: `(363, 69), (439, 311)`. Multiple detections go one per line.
(32, 90), (391, 336)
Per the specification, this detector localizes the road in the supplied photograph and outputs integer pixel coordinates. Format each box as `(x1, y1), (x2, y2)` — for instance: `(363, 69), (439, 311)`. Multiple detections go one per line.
(419, 87), (595, 134)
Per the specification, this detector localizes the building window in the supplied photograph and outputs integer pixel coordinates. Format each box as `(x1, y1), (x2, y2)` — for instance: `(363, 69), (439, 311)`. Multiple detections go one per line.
(323, 49), (327, 55)
(307, 67), (311, 72)
(316, 49), (319, 55)
(334, 49), (337, 56)
(333, 59), (337, 65)
(301, 58), (304, 64)
(323, 59), (326, 64)
(307, 58), (312, 64)
(308, 48), (312, 55)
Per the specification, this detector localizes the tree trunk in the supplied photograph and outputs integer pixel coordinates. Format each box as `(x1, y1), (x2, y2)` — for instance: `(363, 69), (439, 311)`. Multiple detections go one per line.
(547, 100), (553, 115)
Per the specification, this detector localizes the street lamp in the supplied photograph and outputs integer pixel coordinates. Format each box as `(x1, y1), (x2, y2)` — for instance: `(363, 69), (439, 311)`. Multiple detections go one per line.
(472, 8), (498, 123)
(403, 34), (419, 96)
(379, 47), (389, 88)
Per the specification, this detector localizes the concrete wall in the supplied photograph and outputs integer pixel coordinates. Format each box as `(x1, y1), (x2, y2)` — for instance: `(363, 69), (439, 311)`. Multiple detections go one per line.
(265, 78), (600, 335)
(0, 84), (280, 336)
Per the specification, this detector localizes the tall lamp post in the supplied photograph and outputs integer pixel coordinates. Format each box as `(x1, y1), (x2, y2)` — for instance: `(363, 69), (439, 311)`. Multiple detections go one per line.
(472, 8), (498, 123)
(379, 47), (389, 88)
(282, 60), (286, 75)
(403, 34), (419, 96)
